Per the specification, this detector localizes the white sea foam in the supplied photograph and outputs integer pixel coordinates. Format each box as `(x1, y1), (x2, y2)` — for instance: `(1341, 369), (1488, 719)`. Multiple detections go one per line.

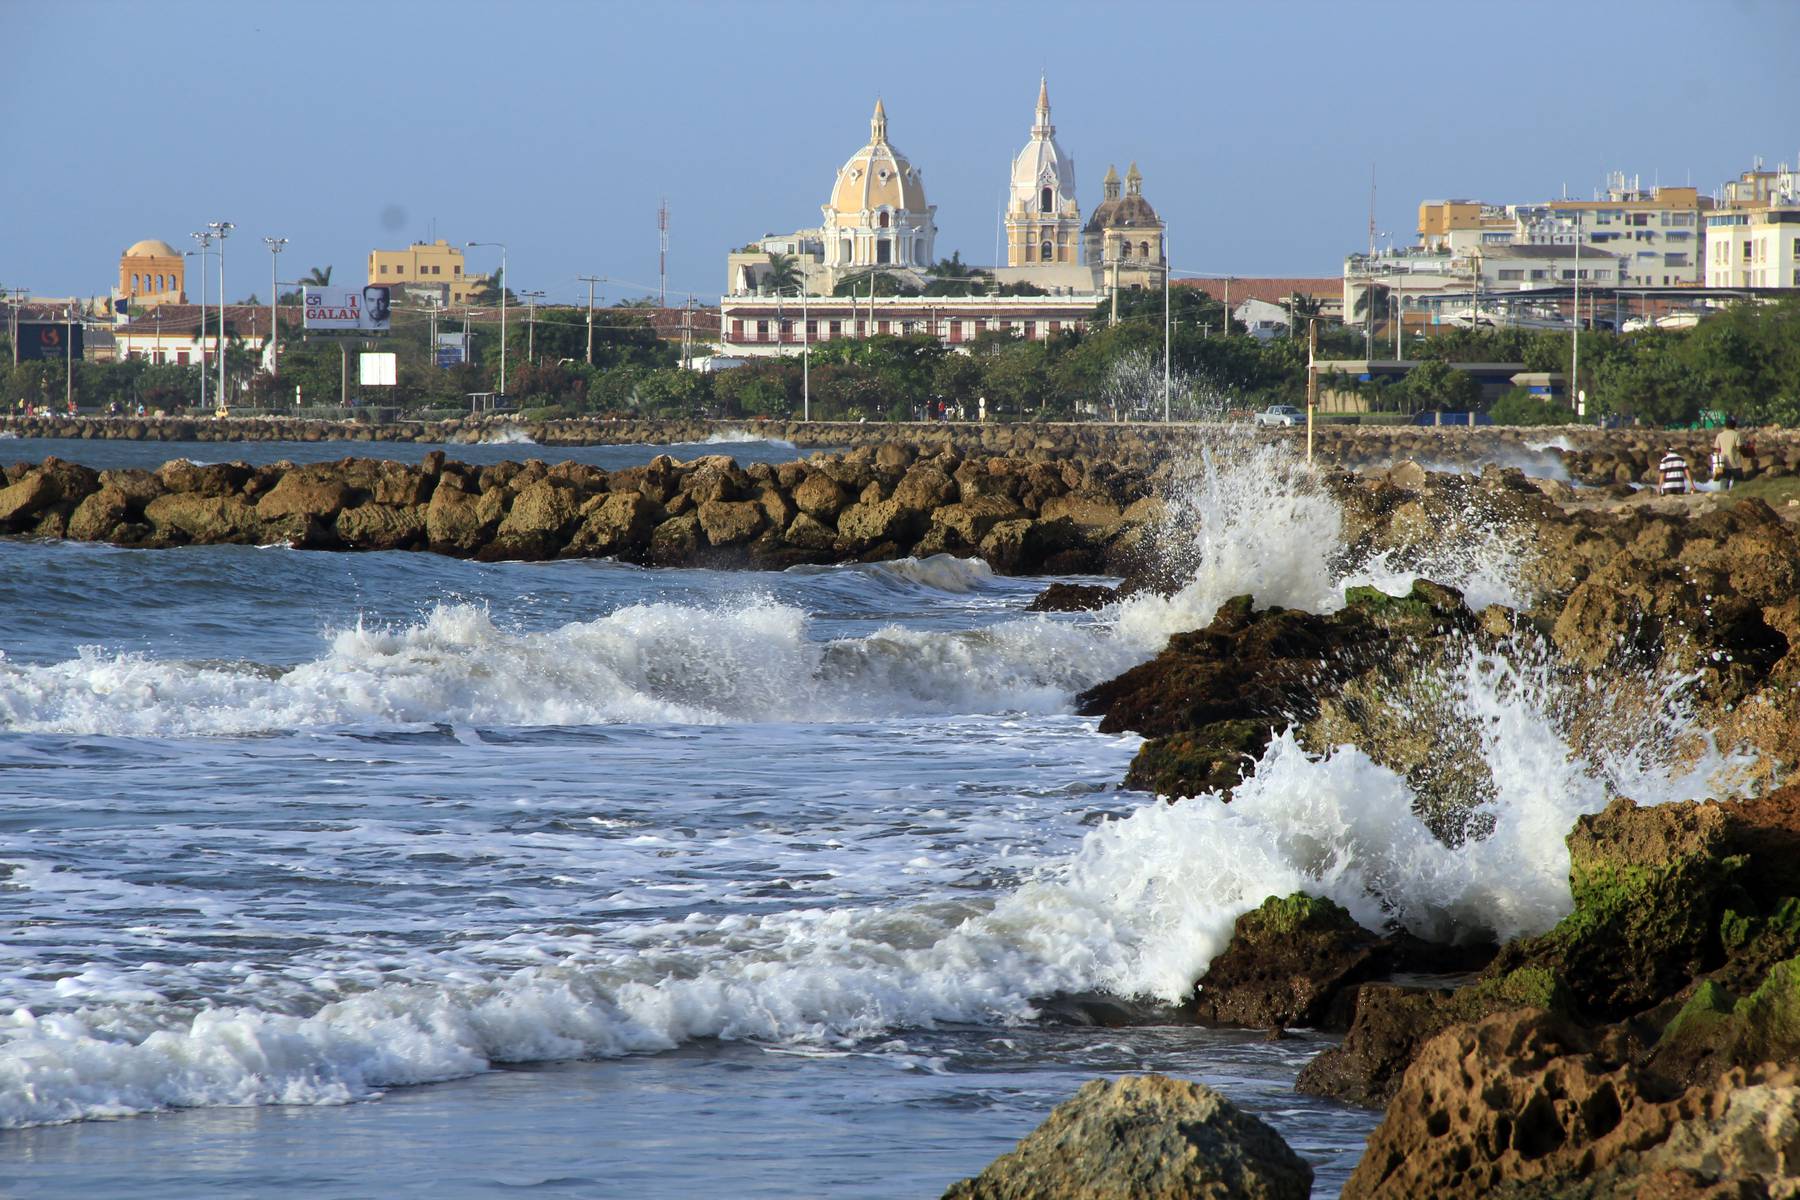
(0, 596), (1141, 737)
(698, 428), (798, 451)
(477, 428), (537, 446)
(1109, 435), (1531, 648)
(0, 633), (1740, 1129)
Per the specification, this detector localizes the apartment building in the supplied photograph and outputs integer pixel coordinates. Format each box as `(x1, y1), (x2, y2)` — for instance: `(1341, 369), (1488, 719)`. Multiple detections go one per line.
(1704, 164), (1800, 289)
(1512, 176), (1712, 287)
(366, 239), (486, 305)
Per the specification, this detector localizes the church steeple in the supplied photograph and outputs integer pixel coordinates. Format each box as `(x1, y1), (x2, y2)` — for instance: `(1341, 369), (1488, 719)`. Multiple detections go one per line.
(1126, 162), (1142, 197)
(1103, 164), (1121, 200)
(870, 97), (888, 145)
(1032, 76), (1053, 138)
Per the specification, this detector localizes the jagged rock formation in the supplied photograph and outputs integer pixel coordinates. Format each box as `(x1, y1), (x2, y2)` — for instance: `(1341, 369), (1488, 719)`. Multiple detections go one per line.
(941, 1074), (1312, 1200)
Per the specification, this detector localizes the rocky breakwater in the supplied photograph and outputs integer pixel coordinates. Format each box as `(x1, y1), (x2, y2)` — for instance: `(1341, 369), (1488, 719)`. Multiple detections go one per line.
(0, 444), (1162, 574)
(1057, 462), (1800, 1195)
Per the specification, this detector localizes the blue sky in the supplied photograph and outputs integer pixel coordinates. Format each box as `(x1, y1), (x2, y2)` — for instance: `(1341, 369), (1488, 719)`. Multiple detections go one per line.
(4, 0), (1796, 303)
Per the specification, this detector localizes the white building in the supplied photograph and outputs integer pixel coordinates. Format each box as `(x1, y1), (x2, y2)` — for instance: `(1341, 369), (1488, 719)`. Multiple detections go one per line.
(1705, 164), (1800, 289)
(1474, 243), (1623, 290)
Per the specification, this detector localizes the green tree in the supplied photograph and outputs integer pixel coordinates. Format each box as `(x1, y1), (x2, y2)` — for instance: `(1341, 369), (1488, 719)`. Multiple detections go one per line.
(300, 265), (333, 286)
(1399, 358), (1478, 410)
(764, 252), (801, 294)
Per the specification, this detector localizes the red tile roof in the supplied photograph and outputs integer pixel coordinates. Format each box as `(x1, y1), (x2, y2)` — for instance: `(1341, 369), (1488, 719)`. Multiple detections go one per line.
(1174, 277), (1341, 305)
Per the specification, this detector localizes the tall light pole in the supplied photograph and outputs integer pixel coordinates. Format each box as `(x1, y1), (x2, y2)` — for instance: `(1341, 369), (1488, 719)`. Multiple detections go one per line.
(208, 220), (234, 409)
(467, 242), (507, 395)
(65, 302), (74, 412)
(1570, 211), (1583, 419)
(522, 290), (545, 364)
(263, 236), (286, 380)
(1162, 231), (1171, 422)
(576, 274), (602, 365)
(190, 231), (213, 411)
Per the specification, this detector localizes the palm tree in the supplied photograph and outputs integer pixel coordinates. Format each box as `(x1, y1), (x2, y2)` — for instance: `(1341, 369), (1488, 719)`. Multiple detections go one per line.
(765, 252), (801, 294)
(300, 265), (333, 287)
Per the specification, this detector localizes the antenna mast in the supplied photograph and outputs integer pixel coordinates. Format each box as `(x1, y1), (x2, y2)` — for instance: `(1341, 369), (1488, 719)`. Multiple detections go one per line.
(658, 198), (670, 307)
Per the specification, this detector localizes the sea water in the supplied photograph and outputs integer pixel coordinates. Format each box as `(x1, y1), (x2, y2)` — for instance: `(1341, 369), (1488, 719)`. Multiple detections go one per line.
(0, 437), (1736, 1198)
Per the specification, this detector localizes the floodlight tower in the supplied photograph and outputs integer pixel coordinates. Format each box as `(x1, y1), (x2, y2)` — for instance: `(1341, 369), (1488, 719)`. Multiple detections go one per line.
(658, 199), (669, 308)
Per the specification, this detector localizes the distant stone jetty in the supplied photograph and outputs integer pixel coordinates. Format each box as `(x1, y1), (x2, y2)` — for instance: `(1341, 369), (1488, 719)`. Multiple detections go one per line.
(4, 414), (1794, 489)
(0, 444), (1162, 573)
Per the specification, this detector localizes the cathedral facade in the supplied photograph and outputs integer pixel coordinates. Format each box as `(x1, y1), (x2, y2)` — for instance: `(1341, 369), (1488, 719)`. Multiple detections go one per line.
(723, 82), (1163, 305)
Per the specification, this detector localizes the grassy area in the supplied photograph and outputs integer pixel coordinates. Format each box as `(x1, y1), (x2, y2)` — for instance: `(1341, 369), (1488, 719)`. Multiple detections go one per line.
(1726, 473), (1800, 509)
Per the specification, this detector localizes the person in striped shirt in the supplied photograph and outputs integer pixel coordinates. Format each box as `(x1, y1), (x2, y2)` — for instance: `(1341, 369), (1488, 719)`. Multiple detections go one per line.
(1658, 447), (1692, 495)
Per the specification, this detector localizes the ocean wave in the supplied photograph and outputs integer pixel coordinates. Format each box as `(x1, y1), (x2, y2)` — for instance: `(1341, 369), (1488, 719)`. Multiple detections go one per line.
(476, 428), (538, 445)
(0, 636), (1741, 1129)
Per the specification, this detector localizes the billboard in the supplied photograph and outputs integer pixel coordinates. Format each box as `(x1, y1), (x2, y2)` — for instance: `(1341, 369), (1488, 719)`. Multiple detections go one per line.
(15, 321), (84, 361)
(303, 285), (391, 332)
(358, 352), (397, 386)
(434, 331), (469, 368)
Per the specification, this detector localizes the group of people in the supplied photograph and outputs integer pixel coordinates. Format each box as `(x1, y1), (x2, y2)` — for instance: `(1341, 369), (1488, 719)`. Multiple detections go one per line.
(1658, 417), (1748, 495)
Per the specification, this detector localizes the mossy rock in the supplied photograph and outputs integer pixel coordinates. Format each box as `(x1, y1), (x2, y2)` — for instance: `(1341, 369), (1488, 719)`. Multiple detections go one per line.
(1124, 719), (1273, 799)
(1650, 955), (1800, 1084)
(1247, 892), (1361, 937)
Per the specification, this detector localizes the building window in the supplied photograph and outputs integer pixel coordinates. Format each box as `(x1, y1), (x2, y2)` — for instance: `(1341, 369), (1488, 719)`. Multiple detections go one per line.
(1745, 242), (1754, 262)
(1040, 186), (1052, 213)
(877, 238), (891, 264)
(1040, 239), (1052, 261)
(454, 265), (462, 275)
(877, 320), (889, 334)
(829, 320), (841, 337)
(878, 211), (890, 229)
(1498, 269), (1523, 281)
(131, 273), (139, 290)
(177, 350), (189, 364)
(756, 320), (768, 341)
(380, 265), (388, 275)
(804, 319), (816, 339)
(731, 319), (743, 340)
(1139, 241), (1151, 259)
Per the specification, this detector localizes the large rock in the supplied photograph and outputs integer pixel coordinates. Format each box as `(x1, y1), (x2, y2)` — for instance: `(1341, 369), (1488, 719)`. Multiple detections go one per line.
(336, 503), (425, 551)
(493, 480), (581, 558)
(66, 486), (129, 541)
(1487, 797), (1741, 1020)
(1191, 894), (1384, 1031)
(566, 491), (659, 558)
(1344, 1008), (1800, 1200)
(792, 470), (851, 519)
(837, 497), (922, 547)
(0, 470), (61, 528)
(425, 483), (504, 555)
(942, 1074), (1312, 1200)
(142, 493), (261, 543)
(255, 471), (354, 522)
(696, 498), (766, 547)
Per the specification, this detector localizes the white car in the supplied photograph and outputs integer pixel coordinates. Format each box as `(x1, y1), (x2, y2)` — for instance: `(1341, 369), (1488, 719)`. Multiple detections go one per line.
(1254, 405), (1303, 428)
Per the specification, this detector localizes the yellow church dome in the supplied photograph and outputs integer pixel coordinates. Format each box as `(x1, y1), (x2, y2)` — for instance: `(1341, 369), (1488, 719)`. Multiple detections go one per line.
(125, 238), (180, 258)
(828, 99), (928, 216)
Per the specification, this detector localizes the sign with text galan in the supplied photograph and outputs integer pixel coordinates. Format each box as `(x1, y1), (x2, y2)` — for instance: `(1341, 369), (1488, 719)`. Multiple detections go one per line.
(303, 286), (391, 332)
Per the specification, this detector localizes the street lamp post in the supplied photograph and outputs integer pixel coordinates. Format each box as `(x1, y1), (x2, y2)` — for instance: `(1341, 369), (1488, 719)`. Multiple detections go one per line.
(263, 236), (286, 380)
(466, 242), (507, 395)
(209, 221), (234, 409)
(190, 231), (213, 411)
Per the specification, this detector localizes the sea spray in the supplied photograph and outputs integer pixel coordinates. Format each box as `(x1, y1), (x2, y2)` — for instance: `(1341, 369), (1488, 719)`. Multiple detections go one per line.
(0, 645), (1736, 1129)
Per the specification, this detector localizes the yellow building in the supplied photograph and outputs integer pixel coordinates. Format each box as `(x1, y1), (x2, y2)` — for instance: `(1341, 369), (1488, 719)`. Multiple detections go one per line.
(819, 99), (937, 283)
(118, 239), (186, 307)
(367, 239), (485, 304)
(1083, 164), (1165, 291)
(1005, 78), (1081, 268)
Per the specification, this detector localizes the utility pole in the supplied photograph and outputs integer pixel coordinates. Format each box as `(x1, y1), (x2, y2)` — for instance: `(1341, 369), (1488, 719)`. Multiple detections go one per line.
(576, 274), (602, 365)
(190, 231), (212, 411)
(1306, 318), (1318, 465)
(263, 236), (286, 381)
(522, 290), (544, 364)
(1571, 210), (1583, 419)
(209, 221), (234, 409)
(64, 302), (74, 412)
(3, 287), (28, 367)
(657, 199), (669, 307)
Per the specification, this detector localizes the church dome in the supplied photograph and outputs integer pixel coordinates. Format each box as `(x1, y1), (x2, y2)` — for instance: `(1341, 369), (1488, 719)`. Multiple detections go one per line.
(125, 238), (180, 258)
(1010, 78), (1076, 212)
(828, 99), (928, 216)
(1084, 163), (1161, 231)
